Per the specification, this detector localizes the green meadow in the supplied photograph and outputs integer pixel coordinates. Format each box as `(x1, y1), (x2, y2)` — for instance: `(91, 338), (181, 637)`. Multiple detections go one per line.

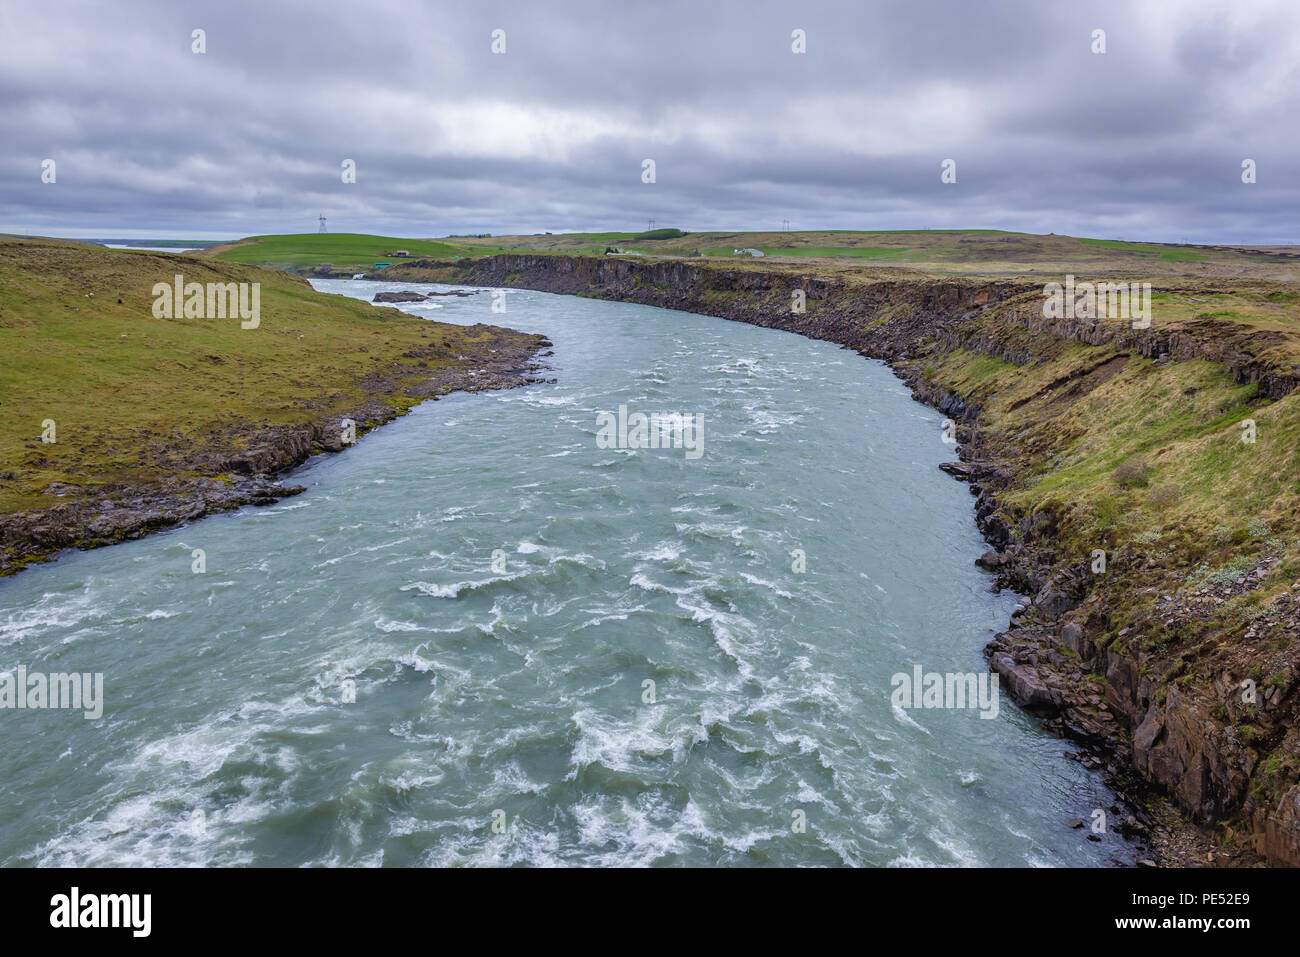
(0, 238), (510, 514)
(203, 232), (478, 270)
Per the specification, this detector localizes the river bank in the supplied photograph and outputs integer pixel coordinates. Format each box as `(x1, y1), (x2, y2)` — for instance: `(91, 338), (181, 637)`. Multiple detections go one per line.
(0, 239), (553, 575)
(366, 252), (1300, 866)
(0, 334), (552, 574)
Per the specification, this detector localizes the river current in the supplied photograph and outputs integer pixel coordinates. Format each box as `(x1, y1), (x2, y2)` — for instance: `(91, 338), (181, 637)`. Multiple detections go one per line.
(0, 279), (1127, 866)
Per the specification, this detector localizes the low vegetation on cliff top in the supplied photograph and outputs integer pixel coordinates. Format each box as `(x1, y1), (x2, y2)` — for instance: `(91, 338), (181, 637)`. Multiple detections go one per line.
(457, 228), (1300, 281)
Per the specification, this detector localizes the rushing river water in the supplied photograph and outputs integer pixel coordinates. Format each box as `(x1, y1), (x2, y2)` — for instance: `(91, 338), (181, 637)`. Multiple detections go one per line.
(0, 279), (1129, 866)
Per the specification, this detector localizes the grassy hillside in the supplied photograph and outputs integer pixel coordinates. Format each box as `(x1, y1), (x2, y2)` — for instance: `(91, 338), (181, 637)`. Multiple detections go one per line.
(0, 238), (522, 517)
(200, 232), (478, 271)
(919, 325), (1298, 591)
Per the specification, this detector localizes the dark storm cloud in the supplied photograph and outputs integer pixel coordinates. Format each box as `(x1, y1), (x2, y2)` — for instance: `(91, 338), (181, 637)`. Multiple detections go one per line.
(0, 0), (1296, 241)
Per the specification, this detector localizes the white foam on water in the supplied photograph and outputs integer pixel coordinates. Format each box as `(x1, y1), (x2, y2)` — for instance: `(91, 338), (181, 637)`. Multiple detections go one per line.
(568, 706), (705, 776)
(400, 569), (533, 598)
(634, 542), (683, 562)
(518, 393), (575, 407)
(738, 571), (795, 599)
(927, 829), (981, 867)
(0, 588), (104, 647)
(373, 618), (426, 633)
(890, 700), (931, 734)
(571, 796), (697, 866)
(628, 572), (693, 596)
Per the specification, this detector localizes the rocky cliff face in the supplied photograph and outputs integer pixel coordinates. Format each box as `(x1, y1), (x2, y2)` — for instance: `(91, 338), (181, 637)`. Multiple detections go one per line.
(393, 252), (1300, 866)
(445, 252), (1032, 361)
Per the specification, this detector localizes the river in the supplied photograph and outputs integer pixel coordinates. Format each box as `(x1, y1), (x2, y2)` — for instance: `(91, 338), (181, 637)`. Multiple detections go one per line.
(0, 279), (1128, 866)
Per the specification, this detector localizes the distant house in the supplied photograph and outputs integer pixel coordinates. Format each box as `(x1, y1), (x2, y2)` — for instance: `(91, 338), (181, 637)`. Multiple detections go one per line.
(733, 248), (765, 257)
(383, 250), (412, 257)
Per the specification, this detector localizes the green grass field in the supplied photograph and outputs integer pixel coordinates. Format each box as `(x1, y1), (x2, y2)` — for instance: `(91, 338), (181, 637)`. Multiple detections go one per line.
(0, 238), (509, 514)
(201, 233), (479, 270)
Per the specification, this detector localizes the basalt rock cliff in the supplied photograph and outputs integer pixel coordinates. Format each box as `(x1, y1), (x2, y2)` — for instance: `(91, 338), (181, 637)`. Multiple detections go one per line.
(374, 252), (1300, 866)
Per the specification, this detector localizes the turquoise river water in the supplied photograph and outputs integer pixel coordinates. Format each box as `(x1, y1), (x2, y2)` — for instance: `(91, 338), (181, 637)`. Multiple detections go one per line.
(0, 279), (1129, 866)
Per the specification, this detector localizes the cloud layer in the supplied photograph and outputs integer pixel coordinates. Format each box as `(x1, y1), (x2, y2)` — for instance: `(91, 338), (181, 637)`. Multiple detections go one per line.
(2, 0), (1297, 242)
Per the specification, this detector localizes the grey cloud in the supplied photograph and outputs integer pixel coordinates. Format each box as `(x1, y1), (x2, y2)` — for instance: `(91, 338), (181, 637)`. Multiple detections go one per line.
(0, 0), (1296, 242)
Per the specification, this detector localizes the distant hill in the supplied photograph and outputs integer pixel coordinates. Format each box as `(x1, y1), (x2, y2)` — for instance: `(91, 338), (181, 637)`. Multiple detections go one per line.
(198, 233), (476, 271)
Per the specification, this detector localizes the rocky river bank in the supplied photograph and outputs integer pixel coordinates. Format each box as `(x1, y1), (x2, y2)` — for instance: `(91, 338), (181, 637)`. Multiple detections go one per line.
(1, 325), (553, 576)
(370, 251), (1300, 866)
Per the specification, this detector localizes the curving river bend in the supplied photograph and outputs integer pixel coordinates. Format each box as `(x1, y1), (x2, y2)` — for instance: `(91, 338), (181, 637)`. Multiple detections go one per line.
(0, 280), (1129, 866)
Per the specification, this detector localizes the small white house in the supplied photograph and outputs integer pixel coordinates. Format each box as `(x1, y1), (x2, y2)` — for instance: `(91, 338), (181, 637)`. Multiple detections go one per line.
(733, 248), (765, 257)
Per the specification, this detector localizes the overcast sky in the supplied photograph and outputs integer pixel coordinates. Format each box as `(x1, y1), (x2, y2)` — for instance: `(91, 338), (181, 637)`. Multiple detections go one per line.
(1, 0), (1297, 243)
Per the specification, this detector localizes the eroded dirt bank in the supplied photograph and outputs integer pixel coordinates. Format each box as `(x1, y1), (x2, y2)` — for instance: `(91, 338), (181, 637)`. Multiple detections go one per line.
(374, 252), (1300, 866)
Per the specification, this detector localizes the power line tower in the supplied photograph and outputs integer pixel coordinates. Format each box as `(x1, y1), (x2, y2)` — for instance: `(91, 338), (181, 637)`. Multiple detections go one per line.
(318, 213), (327, 233)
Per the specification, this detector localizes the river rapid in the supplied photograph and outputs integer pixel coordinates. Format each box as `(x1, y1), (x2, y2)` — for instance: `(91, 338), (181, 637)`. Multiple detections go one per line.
(0, 279), (1129, 866)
